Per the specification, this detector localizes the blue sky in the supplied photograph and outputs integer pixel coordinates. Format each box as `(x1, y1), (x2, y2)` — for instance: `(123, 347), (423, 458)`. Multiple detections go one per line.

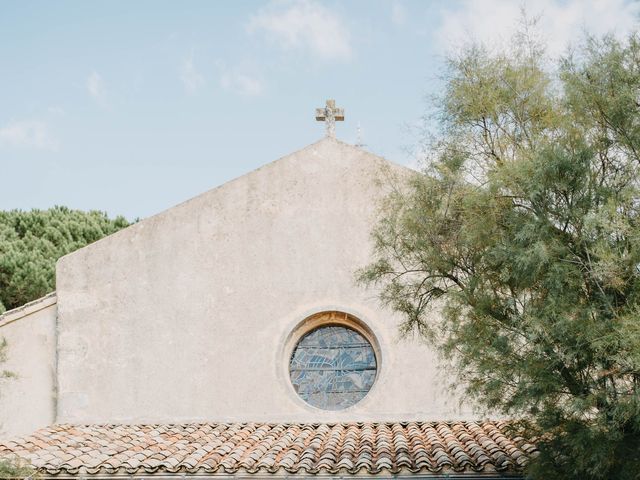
(1, 0), (638, 219)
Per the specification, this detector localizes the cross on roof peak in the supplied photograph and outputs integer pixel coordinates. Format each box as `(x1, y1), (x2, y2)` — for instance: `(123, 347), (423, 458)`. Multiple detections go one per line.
(315, 99), (344, 138)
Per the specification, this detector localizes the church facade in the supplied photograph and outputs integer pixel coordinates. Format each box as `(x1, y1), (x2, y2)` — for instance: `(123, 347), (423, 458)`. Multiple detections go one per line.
(0, 109), (534, 478)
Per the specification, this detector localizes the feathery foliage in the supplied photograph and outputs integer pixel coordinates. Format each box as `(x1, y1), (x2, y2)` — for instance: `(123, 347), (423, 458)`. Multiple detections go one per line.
(0, 455), (34, 479)
(0, 207), (129, 313)
(359, 32), (640, 479)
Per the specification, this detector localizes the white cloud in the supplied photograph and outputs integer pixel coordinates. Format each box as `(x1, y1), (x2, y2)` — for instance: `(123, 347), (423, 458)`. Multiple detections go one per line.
(0, 120), (58, 151)
(180, 55), (205, 94)
(220, 71), (264, 96)
(47, 106), (66, 116)
(434, 0), (640, 57)
(392, 2), (407, 26)
(86, 70), (109, 108)
(247, 0), (352, 61)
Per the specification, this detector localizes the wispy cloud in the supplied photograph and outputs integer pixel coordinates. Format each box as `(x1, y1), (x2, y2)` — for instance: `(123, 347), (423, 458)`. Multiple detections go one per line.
(180, 55), (205, 94)
(220, 70), (264, 96)
(247, 0), (352, 61)
(47, 106), (66, 116)
(392, 2), (407, 27)
(435, 0), (640, 57)
(86, 70), (109, 108)
(0, 120), (58, 151)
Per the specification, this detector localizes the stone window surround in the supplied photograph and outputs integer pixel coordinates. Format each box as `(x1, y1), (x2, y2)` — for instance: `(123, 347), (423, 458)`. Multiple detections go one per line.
(281, 309), (382, 413)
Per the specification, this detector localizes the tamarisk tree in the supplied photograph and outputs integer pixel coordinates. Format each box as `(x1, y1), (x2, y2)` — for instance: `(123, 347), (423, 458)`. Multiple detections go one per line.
(359, 33), (640, 479)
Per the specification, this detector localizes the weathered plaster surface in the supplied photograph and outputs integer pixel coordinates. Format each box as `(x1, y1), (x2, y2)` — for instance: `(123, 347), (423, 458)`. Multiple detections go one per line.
(0, 297), (57, 438)
(55, 138), (477, 424)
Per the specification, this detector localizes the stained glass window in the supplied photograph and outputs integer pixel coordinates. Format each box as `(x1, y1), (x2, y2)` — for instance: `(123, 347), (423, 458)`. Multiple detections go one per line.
(289, 325), (377, 410)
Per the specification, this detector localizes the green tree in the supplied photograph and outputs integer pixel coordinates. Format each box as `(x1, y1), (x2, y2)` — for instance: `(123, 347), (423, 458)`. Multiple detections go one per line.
(0, 457), (34, 480)
(359, 32), (640, 479)
(0, 207), (129, 313)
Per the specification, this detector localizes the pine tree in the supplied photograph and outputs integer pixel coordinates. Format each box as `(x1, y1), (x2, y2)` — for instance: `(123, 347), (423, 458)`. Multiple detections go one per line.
(0, 207), (129, 313)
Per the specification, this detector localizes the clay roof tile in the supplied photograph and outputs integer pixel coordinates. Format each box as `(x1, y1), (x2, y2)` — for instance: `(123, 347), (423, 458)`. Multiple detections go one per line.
(0, 421), (534, 476)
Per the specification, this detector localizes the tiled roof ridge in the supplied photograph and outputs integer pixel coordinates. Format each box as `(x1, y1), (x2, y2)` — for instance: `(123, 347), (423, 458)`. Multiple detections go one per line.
(0, 291), (57, 327)
(44, 419), (509, 428)
(0, 421), (536, 477)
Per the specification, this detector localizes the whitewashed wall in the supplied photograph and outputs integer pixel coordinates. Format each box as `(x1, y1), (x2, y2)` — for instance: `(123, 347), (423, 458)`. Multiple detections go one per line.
(0, 296), (57, 438)
(56, 138), (476, 424)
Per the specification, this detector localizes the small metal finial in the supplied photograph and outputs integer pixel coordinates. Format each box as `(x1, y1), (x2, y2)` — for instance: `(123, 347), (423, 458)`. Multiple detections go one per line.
(355, 122), (367, 148)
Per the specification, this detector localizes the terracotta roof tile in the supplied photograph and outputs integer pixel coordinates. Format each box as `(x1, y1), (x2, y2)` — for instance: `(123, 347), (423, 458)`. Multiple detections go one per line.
(0, 422), (536, 476)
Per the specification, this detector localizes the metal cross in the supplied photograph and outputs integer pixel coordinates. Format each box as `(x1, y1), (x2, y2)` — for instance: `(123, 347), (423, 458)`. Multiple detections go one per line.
(315, 99), (344, 138)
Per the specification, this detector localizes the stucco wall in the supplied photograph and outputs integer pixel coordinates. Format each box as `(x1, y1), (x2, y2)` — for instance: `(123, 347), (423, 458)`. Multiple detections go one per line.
(0, 296), (57, 438)
(56, 138), (477, 424)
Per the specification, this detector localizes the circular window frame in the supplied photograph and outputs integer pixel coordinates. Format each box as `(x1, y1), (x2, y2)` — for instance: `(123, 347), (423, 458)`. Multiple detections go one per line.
(283, 310), (382, 411)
